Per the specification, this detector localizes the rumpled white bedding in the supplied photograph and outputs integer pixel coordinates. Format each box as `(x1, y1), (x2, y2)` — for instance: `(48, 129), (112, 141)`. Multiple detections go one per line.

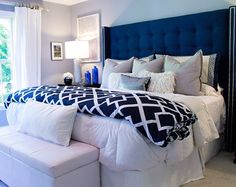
(6, 91), (225, 171)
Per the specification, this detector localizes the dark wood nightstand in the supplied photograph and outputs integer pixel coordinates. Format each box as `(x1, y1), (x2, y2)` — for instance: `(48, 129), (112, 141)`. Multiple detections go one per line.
(58, 84), (80, 87)
(58, 84), (101, 88)
(84, 84), (101, 88)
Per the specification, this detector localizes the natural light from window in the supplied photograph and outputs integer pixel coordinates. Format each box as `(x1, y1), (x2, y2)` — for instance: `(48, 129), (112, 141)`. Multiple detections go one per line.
(0, 16), (13, 105)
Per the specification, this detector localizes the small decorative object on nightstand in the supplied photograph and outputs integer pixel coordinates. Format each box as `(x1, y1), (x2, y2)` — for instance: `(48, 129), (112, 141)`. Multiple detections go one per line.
(85, 71), (91, 86)
(92, 66), (99, 85)
(63, 72), (73, 85)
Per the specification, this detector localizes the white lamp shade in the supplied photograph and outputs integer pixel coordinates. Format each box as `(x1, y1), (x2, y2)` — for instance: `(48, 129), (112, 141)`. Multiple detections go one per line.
(65, 40), (89, 59)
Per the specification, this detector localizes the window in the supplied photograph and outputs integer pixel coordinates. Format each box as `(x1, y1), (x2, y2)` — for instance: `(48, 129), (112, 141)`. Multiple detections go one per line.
(0, 11), (13, 105)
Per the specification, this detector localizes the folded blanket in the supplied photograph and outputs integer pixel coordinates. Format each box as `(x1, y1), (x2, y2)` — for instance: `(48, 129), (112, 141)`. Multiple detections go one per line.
(5, 85), (197, 147)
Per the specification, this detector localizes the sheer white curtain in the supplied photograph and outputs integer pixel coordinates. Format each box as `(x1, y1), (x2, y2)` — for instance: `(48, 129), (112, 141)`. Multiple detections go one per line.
(13, 6), (41, 91)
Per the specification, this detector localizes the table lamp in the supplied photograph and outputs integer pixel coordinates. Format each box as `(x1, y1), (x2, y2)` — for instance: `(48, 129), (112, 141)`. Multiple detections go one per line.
(65, 40), (89, 84)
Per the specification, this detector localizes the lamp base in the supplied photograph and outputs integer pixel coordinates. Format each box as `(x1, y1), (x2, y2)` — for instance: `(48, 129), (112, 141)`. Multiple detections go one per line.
(73, 59), (82, 85)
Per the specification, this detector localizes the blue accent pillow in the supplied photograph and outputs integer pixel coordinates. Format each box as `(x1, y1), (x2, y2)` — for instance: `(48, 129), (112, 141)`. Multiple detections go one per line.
(119, 74), (150, 91)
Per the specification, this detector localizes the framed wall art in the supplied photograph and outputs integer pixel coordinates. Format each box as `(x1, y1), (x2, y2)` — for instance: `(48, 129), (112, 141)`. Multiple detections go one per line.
(77, 12), (101, 62)
(51, 42), (63, 61)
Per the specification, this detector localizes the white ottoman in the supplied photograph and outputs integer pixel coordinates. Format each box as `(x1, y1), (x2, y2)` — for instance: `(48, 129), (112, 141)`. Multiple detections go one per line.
(0, 126), (100, 187)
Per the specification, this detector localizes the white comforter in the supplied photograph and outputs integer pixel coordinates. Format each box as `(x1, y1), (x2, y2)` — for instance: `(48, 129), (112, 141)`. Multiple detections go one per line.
(6, 92), (223, 171)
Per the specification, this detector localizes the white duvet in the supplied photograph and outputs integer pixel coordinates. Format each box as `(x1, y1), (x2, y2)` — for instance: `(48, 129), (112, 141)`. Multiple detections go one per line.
(6, 91), (224, 172)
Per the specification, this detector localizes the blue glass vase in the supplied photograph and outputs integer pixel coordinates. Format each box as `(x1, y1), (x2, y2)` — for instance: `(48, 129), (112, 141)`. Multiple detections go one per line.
(92, 66), (99, 85)
(85, 71), (91, 86)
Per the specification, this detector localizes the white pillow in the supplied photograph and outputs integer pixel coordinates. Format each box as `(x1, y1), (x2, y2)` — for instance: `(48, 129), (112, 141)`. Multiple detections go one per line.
(108, 73), (135, 89)
(18, 100), (77, 146)
(6, 102), (25, 127)
(138, 70), (175, 94)
(201, 83), (220, 96)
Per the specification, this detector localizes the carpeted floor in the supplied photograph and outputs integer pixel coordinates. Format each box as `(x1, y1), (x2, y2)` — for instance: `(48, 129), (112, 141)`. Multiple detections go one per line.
(182, 152), (236, 187)
(0, 152), (235, 187)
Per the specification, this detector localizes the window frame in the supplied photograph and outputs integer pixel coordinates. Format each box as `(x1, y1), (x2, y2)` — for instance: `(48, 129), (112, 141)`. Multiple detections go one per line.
(0, 10), (14, 108)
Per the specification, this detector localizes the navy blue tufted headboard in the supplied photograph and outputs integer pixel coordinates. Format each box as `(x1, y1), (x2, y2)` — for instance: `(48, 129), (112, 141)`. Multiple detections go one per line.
(103, 9), (229, 90)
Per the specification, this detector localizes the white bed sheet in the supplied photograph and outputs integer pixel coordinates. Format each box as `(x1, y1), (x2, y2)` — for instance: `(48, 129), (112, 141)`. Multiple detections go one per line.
(6, 92), (225, 172)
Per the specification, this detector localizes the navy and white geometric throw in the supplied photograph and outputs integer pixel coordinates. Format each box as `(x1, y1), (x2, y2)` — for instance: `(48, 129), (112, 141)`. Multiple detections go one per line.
(5, 85), (197, 147)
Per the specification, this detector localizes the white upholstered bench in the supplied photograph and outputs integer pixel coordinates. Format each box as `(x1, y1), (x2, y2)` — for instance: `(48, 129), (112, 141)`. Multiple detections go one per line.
(0, 126), (100, 187)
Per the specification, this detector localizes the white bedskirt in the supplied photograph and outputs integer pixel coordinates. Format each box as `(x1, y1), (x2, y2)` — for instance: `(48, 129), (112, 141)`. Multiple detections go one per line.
(101, 136), (223, 187)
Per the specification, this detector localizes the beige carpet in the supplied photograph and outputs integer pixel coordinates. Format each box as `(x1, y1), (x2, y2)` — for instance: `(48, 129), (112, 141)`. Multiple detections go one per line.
(182, 152), (236, 187)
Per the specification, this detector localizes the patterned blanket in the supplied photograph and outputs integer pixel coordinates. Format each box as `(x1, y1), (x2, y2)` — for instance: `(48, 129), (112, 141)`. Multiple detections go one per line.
(5, 85), (197, 147)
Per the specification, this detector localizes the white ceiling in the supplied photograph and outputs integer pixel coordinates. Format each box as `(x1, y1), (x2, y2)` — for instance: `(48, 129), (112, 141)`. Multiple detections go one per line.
(43, 0), (88, 6)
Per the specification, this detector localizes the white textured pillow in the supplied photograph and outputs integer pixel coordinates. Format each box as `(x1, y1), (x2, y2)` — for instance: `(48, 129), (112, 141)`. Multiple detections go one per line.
(201, 84), (220, 96)
(18, 100), (77, 146)
(108, 73), (135, 89)
(138, 70), (175, 93)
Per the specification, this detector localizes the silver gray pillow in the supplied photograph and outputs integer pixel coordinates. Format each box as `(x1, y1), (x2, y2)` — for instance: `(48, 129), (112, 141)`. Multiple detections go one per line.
(119, 74), (150, 91)
(101, 57), (134, 88)
(164, 50), (203, 96)
(132, 56), (165, 74)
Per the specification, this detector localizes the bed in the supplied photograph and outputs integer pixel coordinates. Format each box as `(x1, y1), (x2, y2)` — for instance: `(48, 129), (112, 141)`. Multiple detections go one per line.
(4, 9), (229, 187)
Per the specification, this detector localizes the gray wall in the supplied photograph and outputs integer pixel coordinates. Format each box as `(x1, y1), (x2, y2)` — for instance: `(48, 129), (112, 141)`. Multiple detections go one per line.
(41, 2), (73, 85)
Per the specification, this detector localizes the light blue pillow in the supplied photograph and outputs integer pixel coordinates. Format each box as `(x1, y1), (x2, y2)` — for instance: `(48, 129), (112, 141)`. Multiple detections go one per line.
(119, 74), (150, 91)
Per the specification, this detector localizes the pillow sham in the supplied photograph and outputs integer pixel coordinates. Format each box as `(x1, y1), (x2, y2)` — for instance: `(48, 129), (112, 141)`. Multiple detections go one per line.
(138, 70), (175, 94)
(18, 100), (77, 146)
(164, 50), (202, 96)
(101, 57), (134, 88)
(132, 56), (164, 74)
(119, 74), (150, 91)
(168, 53), (218, 88)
